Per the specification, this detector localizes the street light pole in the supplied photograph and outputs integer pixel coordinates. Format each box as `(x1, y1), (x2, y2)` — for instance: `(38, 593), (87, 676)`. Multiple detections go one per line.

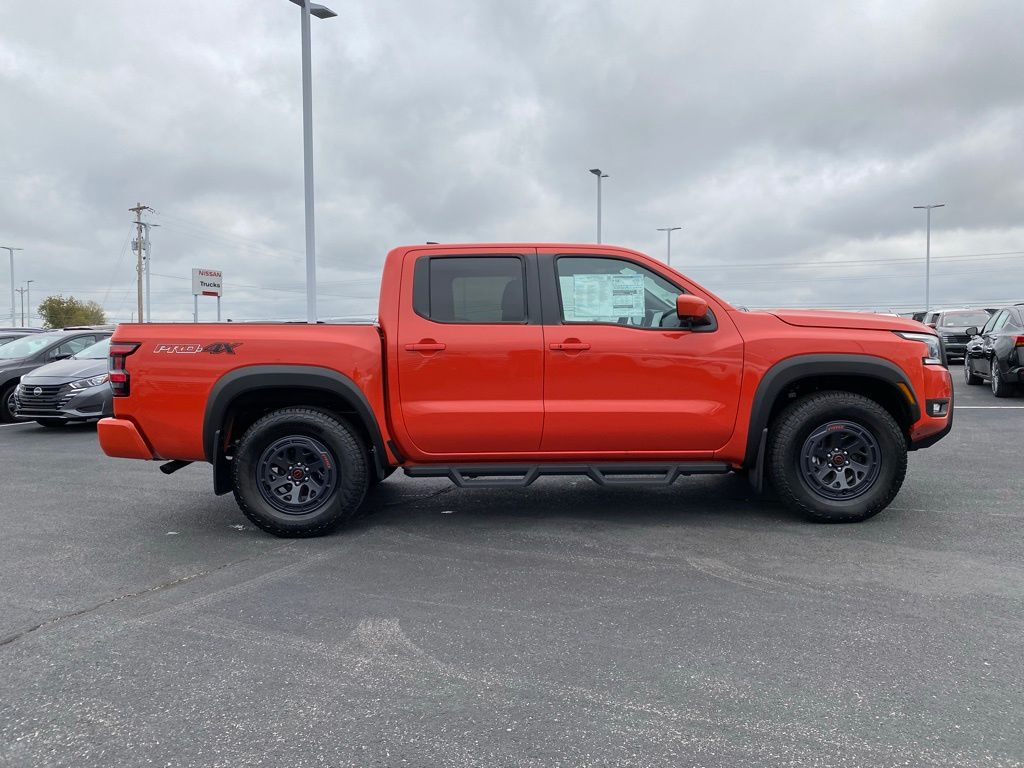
(25, 280), (34, 327)
(656, 226), (682, 266)
(2, 246), (23, 326)
(913, 204), (945, 314)
(589, 168), (608, 243)
(287, 0), (337, 324)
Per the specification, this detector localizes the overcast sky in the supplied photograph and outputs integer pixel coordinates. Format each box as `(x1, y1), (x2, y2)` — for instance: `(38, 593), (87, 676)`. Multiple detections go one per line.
(1, 0), (1022, 324)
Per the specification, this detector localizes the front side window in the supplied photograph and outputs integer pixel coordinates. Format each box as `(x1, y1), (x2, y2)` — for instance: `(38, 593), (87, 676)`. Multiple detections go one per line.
(417, 256), (526, 323)
(980, 312), (1000, 334)
(991, 311), (1010, 333)
(0, 333), (63, 359)
(555, 256), (690, 329)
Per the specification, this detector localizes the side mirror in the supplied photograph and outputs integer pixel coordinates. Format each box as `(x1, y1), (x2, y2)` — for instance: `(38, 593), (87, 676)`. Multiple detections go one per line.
(965, 326), (979, 337)
(926, 322), (937, 329)
(676, 294), (709, 321)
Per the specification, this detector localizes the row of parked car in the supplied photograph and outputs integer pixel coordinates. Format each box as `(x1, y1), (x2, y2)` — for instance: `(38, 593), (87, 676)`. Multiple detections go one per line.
(0, 327), (115, 424)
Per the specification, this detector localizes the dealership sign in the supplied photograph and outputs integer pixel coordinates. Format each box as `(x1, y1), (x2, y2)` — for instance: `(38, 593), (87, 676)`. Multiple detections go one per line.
(192, 268), (223, 297)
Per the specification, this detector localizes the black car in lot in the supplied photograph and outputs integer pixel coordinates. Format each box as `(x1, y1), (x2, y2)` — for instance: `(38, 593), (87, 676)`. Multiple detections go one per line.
(0, 329), (112, 421)
(13, 337), (114, 426)
(964, 304), (1024, 397)
(923, 308), (994, 362)
(0, 327), (44, 345)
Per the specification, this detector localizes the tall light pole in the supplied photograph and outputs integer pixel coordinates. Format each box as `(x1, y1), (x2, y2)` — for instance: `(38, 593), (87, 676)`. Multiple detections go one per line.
(287, 0), (337, 324)
(25, 280), (34, 327)
(2, 246), (22, 326)
(656, 226), (682, 266)
(589, 168), (608, 243)
(913, 204), (944, 314)
(15, 287), (26, 326)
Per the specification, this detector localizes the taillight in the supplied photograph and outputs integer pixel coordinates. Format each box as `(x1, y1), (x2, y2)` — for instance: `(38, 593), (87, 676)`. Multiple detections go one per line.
(1015, 336), (1024, 348)
(108, 342), (140, 396)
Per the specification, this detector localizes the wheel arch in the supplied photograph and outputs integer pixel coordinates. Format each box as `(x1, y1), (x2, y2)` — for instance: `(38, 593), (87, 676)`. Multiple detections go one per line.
(204, 365), (390, 492)
(744, 354), (920, 468)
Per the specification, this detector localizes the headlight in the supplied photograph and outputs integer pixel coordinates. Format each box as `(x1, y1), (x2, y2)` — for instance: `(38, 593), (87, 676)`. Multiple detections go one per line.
(895, 332), (944, 365)
(68, 374), (110, 390)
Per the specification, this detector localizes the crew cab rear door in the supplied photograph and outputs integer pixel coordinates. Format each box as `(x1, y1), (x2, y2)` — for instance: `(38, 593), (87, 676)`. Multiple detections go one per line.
(395, 248), (544, 456)
(537, 249), (743, 454)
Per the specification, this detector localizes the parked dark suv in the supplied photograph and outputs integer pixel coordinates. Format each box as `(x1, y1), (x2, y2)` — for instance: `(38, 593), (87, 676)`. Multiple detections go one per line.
(923, 308), (994, 362)
(964, 304), (1024, 397)
(0, 329), (113, 421)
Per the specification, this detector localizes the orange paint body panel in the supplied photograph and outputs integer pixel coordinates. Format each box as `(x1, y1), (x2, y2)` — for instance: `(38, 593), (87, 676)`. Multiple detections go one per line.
(97, 418), (154, 460)
(99, 242), (953, 478)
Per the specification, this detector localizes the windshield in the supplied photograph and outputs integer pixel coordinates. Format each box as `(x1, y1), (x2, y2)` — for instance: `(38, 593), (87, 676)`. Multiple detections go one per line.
(941, 310), (991, 328)
(74, 338), (110, 360)
(0, 333), (62, 359)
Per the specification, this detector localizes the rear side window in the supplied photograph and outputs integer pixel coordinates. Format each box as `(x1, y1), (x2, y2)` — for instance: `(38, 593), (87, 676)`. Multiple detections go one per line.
(414, 257), (526, 323)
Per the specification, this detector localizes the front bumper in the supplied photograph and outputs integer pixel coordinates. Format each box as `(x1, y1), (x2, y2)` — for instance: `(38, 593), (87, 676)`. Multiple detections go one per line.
(14, 383), (112, 422)
(908, 365), (954, 450)
(97, 418), (155, 460)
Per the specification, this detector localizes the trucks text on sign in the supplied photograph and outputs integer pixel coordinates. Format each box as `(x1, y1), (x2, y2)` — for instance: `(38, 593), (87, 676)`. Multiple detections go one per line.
(191, 268), (223, 297)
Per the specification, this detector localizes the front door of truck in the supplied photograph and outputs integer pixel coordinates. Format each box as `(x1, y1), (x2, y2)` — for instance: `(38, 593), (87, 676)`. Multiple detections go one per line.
(396, 250), (544, 456)
(538, 251), (744, 455)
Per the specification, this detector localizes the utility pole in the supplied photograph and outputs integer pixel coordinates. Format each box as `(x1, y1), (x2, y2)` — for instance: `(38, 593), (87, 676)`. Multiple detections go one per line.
(15, 287), (27, 326)
(25, 280), (34, 327)
(913, 204), (945, 314)
(589, 169), (609, 243)
(2, 246), (22, 326)
(656, 226), (682, 266)
(139, 222), (159, 323)
(129, 203), (153, 324)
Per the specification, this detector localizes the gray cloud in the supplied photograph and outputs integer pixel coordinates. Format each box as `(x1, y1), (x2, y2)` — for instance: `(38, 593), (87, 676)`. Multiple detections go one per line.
(1, 0), (1021, 325)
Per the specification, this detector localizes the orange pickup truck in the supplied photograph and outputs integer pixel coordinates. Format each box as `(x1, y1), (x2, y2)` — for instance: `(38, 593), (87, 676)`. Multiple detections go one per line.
(98, 243), (953, 536)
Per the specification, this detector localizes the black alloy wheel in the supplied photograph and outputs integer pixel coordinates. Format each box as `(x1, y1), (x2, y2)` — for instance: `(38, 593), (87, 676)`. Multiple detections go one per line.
(256, 435), (338, 514)
(232, 407), (369, 537)
(798, 421), (881, 501)
(767, 391), (907, 523)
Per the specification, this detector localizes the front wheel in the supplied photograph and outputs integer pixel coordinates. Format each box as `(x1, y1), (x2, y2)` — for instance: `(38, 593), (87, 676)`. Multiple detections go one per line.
(767, 391), (907, 523)
(232, 408), (369, 537)
(1, 384), (17, 423)
(990, 361), (1016, 398)
(964, 360), (982, 385)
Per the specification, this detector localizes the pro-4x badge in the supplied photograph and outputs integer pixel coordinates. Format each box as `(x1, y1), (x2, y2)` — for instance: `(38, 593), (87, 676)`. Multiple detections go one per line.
(153, 342), (242, 355)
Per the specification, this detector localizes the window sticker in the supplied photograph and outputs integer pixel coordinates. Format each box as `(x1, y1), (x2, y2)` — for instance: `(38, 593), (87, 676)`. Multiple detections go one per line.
(562, 273), (645, 321)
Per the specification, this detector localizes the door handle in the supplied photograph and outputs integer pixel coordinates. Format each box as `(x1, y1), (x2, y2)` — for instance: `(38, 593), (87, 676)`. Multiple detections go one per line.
(405, 341), (446, 352)
(549, 341), (591, 351)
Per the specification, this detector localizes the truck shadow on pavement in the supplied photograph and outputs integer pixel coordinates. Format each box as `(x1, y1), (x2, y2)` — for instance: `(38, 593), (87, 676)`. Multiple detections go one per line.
(351, 472), (794, 534)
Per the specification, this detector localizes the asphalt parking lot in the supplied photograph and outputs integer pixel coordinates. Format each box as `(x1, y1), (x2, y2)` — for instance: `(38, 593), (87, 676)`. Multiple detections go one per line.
(1, 371), (1022, 768)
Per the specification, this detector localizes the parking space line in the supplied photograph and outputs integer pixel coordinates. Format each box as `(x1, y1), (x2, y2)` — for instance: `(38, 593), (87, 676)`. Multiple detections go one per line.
(957, 406), (1024, 409)
(0, 422), (35, 428)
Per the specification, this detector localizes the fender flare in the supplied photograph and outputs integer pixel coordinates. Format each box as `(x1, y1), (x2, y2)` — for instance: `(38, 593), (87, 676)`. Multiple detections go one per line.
(203, 365), (389, 484)
(743, 353), (919, 468)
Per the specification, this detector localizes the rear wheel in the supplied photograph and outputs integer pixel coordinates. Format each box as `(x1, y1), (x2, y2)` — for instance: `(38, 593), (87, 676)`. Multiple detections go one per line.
(232, 408), (369, 537)
(964, 359), (982, 385)
(767, 391), (907, 523)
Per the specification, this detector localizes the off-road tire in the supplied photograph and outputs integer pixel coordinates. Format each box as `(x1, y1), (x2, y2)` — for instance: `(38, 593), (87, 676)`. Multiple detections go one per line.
(232, 408), (369, 537)
(767, 391), (907, 523)
(1, 383), (17, 423)
(963, 360), (982, 385)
